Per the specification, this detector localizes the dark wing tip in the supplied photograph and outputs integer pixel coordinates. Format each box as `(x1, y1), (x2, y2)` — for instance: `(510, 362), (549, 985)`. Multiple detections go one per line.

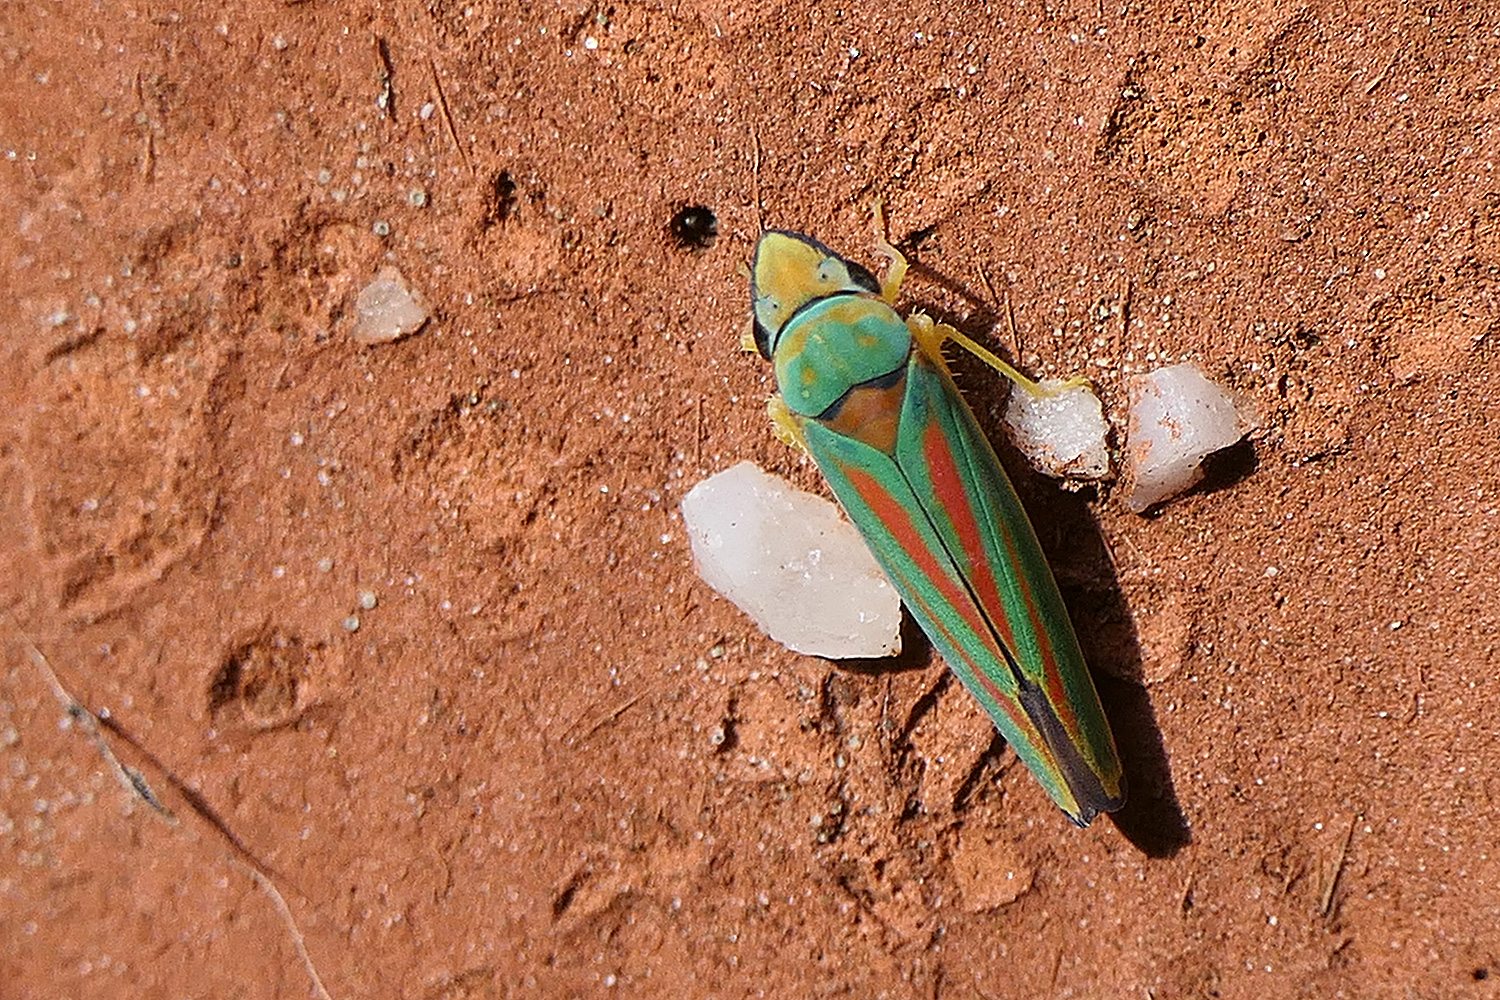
(1015, 675), (1126, 826)
(1065, 775), (1128, 827)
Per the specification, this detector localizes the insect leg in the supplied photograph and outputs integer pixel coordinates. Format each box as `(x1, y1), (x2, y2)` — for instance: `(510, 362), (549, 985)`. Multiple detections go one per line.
(870, 200), (909, 306)
(909, 314), (1090, 400)
(766, 395), (809, 451)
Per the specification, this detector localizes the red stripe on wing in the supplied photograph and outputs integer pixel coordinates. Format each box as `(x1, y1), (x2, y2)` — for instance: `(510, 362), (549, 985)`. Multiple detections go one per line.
(839, 463), (1038, 742)
(918, 419), (1018, 652)
(917, 418), (1083, 738)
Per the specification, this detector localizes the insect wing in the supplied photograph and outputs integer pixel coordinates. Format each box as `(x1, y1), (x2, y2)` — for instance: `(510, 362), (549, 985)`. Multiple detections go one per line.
(800, 351), (1124, 824)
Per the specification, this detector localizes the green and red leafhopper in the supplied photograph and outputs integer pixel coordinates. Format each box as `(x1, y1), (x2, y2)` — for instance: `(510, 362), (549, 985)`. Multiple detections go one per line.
(748, 215), (1125, 825)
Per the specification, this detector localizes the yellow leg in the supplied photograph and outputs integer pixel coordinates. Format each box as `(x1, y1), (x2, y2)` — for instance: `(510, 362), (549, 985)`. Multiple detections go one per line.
(870, 199), (908, 305)
(908, 313), (1090, 399)
(767, 395), (809, 452)
(739, 317), (760, 354)
(871, 199), (1087, 399)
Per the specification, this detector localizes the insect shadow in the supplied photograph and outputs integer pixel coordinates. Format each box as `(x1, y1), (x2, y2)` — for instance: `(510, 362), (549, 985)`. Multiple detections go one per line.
(884, 242), (1190, 857)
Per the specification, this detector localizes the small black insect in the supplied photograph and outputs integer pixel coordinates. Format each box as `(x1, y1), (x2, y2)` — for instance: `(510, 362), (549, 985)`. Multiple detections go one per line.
(486, 170), (519, 226)
(669, 205), (718, 250)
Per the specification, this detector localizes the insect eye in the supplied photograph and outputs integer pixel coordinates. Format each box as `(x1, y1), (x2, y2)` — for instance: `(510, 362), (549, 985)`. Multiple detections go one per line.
(816, 259), (851, 287)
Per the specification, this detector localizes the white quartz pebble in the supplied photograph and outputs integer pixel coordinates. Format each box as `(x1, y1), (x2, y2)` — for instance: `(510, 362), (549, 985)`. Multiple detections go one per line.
(682, 462), (901, 658)
(351, 266), (429, 345)
(1005, 379), (1111, 480)
(1124, 363), (1254, 512)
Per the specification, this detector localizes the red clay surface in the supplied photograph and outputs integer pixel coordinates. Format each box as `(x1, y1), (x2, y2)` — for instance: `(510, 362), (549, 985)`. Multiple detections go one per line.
(4, 2), (1500, 997)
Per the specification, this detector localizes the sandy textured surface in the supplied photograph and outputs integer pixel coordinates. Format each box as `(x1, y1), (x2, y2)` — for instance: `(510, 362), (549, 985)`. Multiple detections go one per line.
(4, 1), (1499, 997)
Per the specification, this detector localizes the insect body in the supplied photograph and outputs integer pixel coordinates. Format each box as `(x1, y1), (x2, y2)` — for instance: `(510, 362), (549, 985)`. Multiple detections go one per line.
(750, 224), (1125, 826)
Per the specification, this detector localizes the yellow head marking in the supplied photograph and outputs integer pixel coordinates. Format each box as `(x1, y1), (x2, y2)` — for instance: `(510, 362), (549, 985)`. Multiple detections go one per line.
(754, 235), (849, 333)
(751, 231), (881, 356)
